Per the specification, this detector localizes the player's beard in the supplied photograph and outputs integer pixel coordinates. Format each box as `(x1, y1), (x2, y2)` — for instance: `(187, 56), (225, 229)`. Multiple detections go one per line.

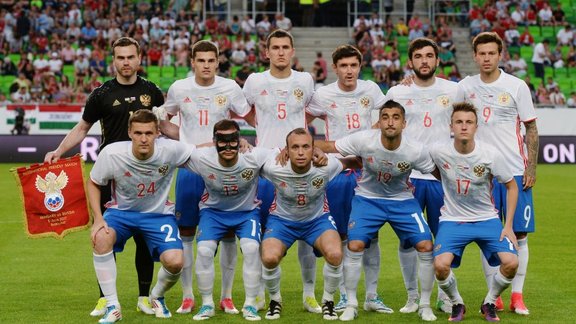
(413, 65), (436, 81)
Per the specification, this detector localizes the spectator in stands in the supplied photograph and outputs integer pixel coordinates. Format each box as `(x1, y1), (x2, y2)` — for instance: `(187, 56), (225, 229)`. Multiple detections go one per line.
(368, 11), (383, 29)
(15, 7), (31, 49)
(567, 91), (576, 107)
(551, 44), (565, 68)
(205, 14), (218, 34)
(370, 24), (385, 42)
(520, 26), (535, 46)
(81, 21), (98, 44)
(274, 12), (292, 31)
(311, 60), (325, 90)
(557, 23), (573, 46)
(48, 52), (63, 77)
(1, 56), (17, 76)
(395, 18), (408, 36)
(230, 15), (241, 36)
(234, 63), (252, 88)
(353, 15), (369, 32)
(549, 86), (566, 105)
(408, 13), (422, 31)
(524, 6), (537, 25)
(241, 14), (256, 36)
(190, 15), (205, 39)
(408, 24), (424, 41)
(448, 64), (462, 82)
(67, 2), (82, 26)
(538, 2), (554, 26)
(504, 24), (521, 47)
(552, 2), (565, 26)
(256, 15), (272, 37)
(136, 13), (150, 32)
(29, 77), (44, 101)
(11, 85), (30, 102)
(567, 46), (576, 67)
(32, 53), (50, 75)
(89, 51), (107, 76)
(0, 92), (12, 106)
(524, 75), (537, 103)
(536, 82), (551, 104)
(217, 52), (231, 78)
(161, 43), (173, 67)
(508, 52), (528, 78)
(66, 22), (81, 43)
(438, 46), (456, 70)
(470, 13), (490, 37)
(86, 71), (102, 92)
(532, 38), (550, 81)
(74, 53), (89, 82)
(291, 57), (304, 72)
(545, 76), (559, 92)
(76, 41), (92, 59)
(511, 6), (526, 26)
(217, 18), (230, 35)
(53, 74), (72, 102)
(230, 43), (247, 65)
(147, 41), (162, 66)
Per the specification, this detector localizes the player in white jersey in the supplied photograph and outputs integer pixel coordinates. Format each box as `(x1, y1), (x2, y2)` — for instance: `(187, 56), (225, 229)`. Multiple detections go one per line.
(260, 128), (358, 321)
(316, 101), (437, 321)
(183, 120), (274, 321)
(306, 44), (390, 314)
(243, 29), (321, 313)
(158, 40), (253, 315)
(87, 110), (191, 323)
(386, 38), (459, 315)
(430, 102), (519, 323)
(456, 32), (538, 315)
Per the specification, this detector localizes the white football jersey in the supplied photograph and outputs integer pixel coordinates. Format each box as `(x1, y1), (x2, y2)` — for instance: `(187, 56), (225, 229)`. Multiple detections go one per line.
(336, 129), (436, 200)
(456, 71), (537, 175)
(163, 76), (251, 145)
(431, 141), (514, 222)
(90, 138), (191, 214)
(261, 155), (343, 222)
(243, 70), (314, 148)
(306, 80), (386, 140)
(185, 147), (276, 212)
(386, 78), (459, 180)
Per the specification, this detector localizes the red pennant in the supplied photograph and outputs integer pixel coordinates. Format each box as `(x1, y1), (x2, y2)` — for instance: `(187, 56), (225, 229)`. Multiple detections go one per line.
(12, 155), (91, 238)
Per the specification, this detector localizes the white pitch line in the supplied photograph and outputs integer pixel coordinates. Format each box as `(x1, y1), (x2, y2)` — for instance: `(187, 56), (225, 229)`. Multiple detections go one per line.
(17, 147), (37, 153)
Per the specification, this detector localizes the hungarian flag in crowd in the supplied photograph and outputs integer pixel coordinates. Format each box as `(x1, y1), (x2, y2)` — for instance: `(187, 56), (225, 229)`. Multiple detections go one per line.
(11, 155), (91, 238)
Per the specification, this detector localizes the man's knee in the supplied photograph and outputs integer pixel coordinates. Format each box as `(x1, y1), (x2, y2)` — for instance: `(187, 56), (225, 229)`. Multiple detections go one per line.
(434, 258), (451, 280)
(500, 254), (519, 279)
(179, 226), (196, 237)
(161, 250), (183, 273)
(347, 239), (365, 252)
(415, 240), (433, 252)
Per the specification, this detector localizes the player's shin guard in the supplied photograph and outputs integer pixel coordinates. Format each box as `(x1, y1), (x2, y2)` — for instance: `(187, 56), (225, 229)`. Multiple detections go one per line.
(220, 237), (237, 300)
(399, 244), (419, 300)
(363, 238), (380, 300)
(298, 240), (317, 297)
(180, 235), (195, 299)
(94, 251), (119, 306)
(437, 270), (464, 305)
(485, 271), (513, 304)
(195, 240), (217, 305)
(481, 252), (498, 289)
(512, 237), (529, 293)
(240, 238), (261, 306)
(322, 262), (342, 302)
(343, 246), (363, 307)
(418, 251), (434, 307)
(262, 265), (282, 301)
(150, 266), (181, 300)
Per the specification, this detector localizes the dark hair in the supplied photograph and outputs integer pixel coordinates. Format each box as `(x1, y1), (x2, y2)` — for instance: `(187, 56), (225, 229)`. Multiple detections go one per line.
(332, 44), (362, 65)
(266, 29), (294, 49)
(379, 100), (405, 118)
(192, 40), (219, 59)
(408, 37), (439, 59)
(285, 127), (311, 147)
(129, 109), (158, 128)
(112, 37), (141, 56)
(472, 32), (503, 54)
(213, 119), (240, 134)
(451, 102), (478, 123)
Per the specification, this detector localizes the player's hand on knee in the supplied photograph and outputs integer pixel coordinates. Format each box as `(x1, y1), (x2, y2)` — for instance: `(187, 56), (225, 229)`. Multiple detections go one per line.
(500, 226), (519, 250)
(91, 219), (109, 246)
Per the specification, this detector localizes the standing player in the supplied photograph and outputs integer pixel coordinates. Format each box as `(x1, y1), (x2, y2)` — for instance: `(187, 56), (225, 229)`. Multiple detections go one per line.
(260, 128), (354, 320)
(45, 37), (164, 316)
(306, 44), (390, 314)
(385, 37), (458, 314)
(184, 120), (272, 321)
(456, 32), (538, 315)
(88, 110), (190, 323)
(316, 101), (437, 321)
(158, 40), (252, 315)
(243, 29), (321, 313)
(430, 102), (519, 322)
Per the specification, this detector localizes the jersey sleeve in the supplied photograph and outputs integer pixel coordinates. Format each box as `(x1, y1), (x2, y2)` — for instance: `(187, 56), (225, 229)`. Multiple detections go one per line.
(414, 145), (436, 174)
(371, 81), (387, 108)
(184, 148), (204, 174)
(151, 81), (165, 107)
(306, 91), (327, 117)
(455, 80), (467, 102)
(253, 147), (280, 167)
(335, 131), (364, 157)
(303, 73), (315, 106)
(169, 140), (193, 166)
(515, 82), (537, 122)
(90, 148), (112, 186)
(230, 82), (251, 117)
(491, 150), (514, 184)
(163, 83), (180, 115)
(242, 74), (256, 106)
(326, 155), (344, 181)
(82, 85), (105, 124)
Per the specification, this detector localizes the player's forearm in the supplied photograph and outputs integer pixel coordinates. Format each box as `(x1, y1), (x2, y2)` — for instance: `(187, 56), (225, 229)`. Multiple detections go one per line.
(159, 120), (180, 140)
(524, 120), (539, 176)
(86, 179), (104, 222)
(314, 140), (337, 153)
(53, 120), (91, 156)
(504, 179), (519, 228)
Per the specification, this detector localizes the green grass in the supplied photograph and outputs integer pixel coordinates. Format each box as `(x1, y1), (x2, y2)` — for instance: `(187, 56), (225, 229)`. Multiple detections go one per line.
(1, 164), (575, 323)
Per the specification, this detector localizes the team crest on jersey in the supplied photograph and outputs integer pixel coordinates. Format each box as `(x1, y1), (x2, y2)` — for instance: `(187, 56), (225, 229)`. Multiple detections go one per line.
(140, 94), (152, 107)
(293, 88), (304, 102)
(498, 92), (511, 105)
(436, 95), (450, 108)
(359, 96), (370, 109)
(35, 171), (69, 212)
(215, 94), (227, 107)
(175, 211), (181, 220)
(473, 164), (486, 177)
(311, 176), (324, 189)
(241, 169), (255, 181)
(158, 164), (169, 176)
(396, 161), (411, 172)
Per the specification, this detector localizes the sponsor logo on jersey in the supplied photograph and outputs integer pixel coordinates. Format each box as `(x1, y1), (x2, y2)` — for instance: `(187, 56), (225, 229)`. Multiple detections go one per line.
(183, 97), (192, 103)
(442, 163), (450, 170)
(279, 181), (287, 188)
(366, 156), (374, 163)
(436, 95), (450, 108)
(215, 94), (227, 107)
(125, 96), (136, 103)
(473, 164), (486, 177)
(241, 168), (255, 181)
(359, 96), (370, 108)
(124, 171), (132, 177)
(208, 173), (216, 181)
(498, 92), (511, 105)
(113, 99), (121, 106)
(260, 90), (268, 96)
(293, 88), (304, 102)
(406, 99), (414, 106)
(311, 176), (324, 189)
(330, 101), (337, 109)
(140, 94), (152, 107)
(396, 161), (411, 172)
(35, 171), (68, 212)
(158, 164), (169, 176)
(469, 93), (476, 99)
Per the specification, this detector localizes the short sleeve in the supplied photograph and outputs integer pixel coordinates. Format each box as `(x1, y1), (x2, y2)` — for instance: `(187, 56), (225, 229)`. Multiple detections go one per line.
(90, 149), (112, 186)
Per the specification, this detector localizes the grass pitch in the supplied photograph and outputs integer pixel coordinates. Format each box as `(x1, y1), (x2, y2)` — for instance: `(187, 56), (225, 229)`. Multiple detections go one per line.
(1, 164), (575, 323)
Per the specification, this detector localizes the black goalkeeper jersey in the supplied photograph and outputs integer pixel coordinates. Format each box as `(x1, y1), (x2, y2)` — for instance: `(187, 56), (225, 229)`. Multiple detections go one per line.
(82, 76), (164, 150)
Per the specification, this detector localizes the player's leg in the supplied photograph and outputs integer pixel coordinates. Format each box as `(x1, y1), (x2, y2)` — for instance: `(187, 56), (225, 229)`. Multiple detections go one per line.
(219, 233), (239, 314)
(482, 179), (505, 310)
(260, 215), (294, 320)
(133, 233), (154, 315)
(174, 169), (204, 313)
(256, 177), (275, 310)
(310, 214), (343, 320)
(234, 209), (262, 320)
(193, 240), (218, 321)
